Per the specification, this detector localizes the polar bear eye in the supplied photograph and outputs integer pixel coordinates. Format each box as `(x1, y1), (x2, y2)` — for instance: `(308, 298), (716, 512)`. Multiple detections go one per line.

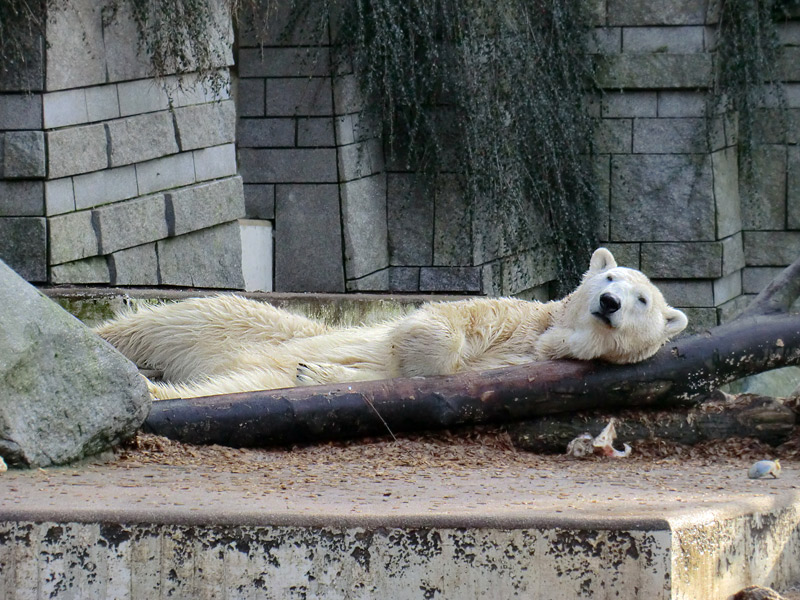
(606, 275), (613, 282)
(638, 296), (647, 305)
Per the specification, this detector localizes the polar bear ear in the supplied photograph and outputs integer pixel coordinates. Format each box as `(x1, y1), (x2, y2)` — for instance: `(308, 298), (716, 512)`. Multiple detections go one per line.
(664, 307), (688, 337)
(589, 247), (617, 273)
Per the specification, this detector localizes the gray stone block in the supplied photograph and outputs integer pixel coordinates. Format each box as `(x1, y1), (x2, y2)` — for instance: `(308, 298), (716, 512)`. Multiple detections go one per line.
(174, 100), (236, 151)
(297, 118), (336, 146)
(238, 79), (266, 117)
(0, 218), (46, 281)
(434, 174), (471, 266)
(742, 267), (785, 294)
(787, 146), (800, 229)
(45, 0), (106, 90)
(602, 92), (657, 117)
(86, 84), (121, 122)
(168, 176), (245, 236)
(389, 267), (421, 292)
(587, 28), (622, 54)
(622, 26), (704, 53)
(3, 131), (45, 178)
(420, 267), (481, 293)
(116, 79), (171, 117)
(610, 154), (715, 241)
(193, 143), (238, 181)
(744, 231), (800, 266)
(603, 242), (640, 269)
(650, 279), (713, 307)
(499, 249), (559, 295)
(237, 118), (295, 147)
(47, 124), (108, 179)
(717, 294), (753, 323)
(340, 175), (389, 280)
(100, 1), (155, 83)
(275, 184), (344, 292)
(779, 47), (800, 82)
(238, 148), (338, 183)
(136, 152), (196, 195)
(43, 88), (89, 129)
(0, 181), (44, 216)
(641, 242), (723, 279)
(109, 244), (160, 286)
(244, 184), (275, 219)
(94, 194), (169, 255)
(73, 166), (139, 210)
(721, 232), (745, 275)
(0, 30), (43, 91)
(169, 72), (232, 107)
(607, 0), (708, 25)
(712, 147), (741, 239)
(266, 78), (333, 116)
(238, 48), (331, 77)
(741, 146), (786, 230)
(108, 111), (179, 167)
(338, 139), (384, 181)
(0, 94), (42, 129)
(333, 75), (365, 115)
(45, 179), (75, 216)
(50, 257), (110, 285)
(238, 0), (329, 46)
(48, 210), (98, 265)
(387, 174), (433, 265)
(713, 271), (742, 306)
(633, 118), (706, 153)
(658, 91), (707, 117)
(681, 307), (718, 333)
(593, 155), (611, 242)
(346, 269), (391, 292)
(598, 54), (712, 89)
(593, 119), (632, 153)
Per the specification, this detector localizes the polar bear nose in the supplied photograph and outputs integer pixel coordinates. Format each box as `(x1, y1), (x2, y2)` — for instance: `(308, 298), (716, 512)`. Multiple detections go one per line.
(599, 292), (621, 314)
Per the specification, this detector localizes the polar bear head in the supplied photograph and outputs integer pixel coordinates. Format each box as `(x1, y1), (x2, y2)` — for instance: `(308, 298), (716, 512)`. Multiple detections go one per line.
(552, 248), (688, 364)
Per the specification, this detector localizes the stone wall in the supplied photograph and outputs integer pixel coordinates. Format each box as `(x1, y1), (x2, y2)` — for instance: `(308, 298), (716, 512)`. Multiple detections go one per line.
(0, 0), (261, 290)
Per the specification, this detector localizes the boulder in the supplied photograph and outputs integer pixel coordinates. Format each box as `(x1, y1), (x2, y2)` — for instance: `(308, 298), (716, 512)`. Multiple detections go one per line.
(0, 259), (150, 468)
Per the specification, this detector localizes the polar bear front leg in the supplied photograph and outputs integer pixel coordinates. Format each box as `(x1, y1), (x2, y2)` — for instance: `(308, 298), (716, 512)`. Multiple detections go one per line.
(389, 312), (466, 377)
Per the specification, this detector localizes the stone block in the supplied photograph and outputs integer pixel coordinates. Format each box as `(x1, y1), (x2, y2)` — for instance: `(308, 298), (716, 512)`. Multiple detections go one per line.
(338, 139), (384, 181)
(339, 175), (389, 280)
(3, 131), (45, 178)
(622, 26), (704, 53)
(158, 222), (245, 289)
(266, 78), (333, 116)
(45, 0), (106, 90)
(713, 271), (742, 306)
(0, 94), (42, 129)
(603, 242), (640, 268)
(681, 307), (718, 333)
(346, 268), (391, 292)
(100, 1), (154, 83)
(641, 242), (723, 279)
(297, 118), (336, 146)
(238, 0), (329, 46)
(602, 92), (657, 117)
(109, 244), (160, 286)
(0, 218), (46, 281)
(593, 119), (632, 153)
(86, 84), (121, 122)
(47, 124), (108, 179)
(167, 176), (245, 236)
(779, 47), (800, 82)
(238, 48), (331, 78)
(657, 91), (707, 117)
(712, 147), (741, 239)
(610, 154), (715, 241)
(94, 194), (169, 255)
(333, 75), (365, 115)
(788, 146), (800, 229)
(0, 181), (44, 216)
(717, 294), (753, 323)
(238, 148), (338, 183)
(593, 155), (611, 241)
(169, 72), (232, 107)
(237, 79), (266, 117)
(48, 210), (98, 265)
(388, 174), (433, 265)
(389, 267), (420, 292)
(721, 232), (745, 275)
(136, 152), (196, 195)
(650, 279), (713, 307)
(193, 143), (238, 181)
(45, 179), (75, 216)
(174, 100), (236, 151)
(741, 146), (786, 230)
(43, 89), (89, 129)
(73, 165), (138, 210)
(240, 219), (273, 292)
(744, 232), (800, 266)
(742, 267), (785, 294)
(434, 174), (471, 266)
(499, 249), (559, 296)
(117, 79), (171, 117)
(607, 0), (708, 25)
(107, 111), (179, 167)
(420, 267), (481, 293)
(633, 118), (706, 153)
(587, 28), (622, 54)
(598, 54), (712, 89)
(244, 184), (275, 219)
(274, 184), (345, 292)
(50, 257), (110, 285)
(0, 30), (43, 91)
(237, 118), (295, 147)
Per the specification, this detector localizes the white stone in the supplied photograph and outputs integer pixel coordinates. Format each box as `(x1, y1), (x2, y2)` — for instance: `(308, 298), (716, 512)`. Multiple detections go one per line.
(44, 178), (75, 216)
(136, 152), (196, 195)
(85, 85), (121, 122)
(117, 79), (170, 117)
(193, 143), (237, 181)
(43, 89), (88, 129)
(45, 0), (107, 90)
(73, 166), (139, 210)
(240, 219), (273, 292)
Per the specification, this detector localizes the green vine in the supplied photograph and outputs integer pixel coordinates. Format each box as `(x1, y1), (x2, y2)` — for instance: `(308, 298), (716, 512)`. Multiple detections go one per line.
(0, 0), (45, 87)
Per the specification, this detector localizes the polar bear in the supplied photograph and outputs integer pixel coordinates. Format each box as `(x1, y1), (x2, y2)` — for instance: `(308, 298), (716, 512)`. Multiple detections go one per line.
(96, 248), (687, 400)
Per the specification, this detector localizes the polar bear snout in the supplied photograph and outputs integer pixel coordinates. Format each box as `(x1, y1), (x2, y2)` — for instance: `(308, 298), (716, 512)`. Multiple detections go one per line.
(598, 293), (621, 314)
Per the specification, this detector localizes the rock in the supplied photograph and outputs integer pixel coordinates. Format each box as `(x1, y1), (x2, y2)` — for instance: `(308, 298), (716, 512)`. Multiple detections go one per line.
(730, 585), (785, 600)
(0, 259), (150, 468)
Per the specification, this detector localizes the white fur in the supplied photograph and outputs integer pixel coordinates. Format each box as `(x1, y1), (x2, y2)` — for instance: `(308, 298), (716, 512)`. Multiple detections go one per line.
(96, 248), (687, 400)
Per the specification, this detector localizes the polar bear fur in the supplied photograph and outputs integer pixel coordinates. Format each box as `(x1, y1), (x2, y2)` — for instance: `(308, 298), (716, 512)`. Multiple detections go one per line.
(96, 248), (688, 400)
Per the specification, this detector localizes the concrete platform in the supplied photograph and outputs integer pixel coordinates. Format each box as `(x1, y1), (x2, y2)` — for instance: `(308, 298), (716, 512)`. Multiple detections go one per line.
(1, 438), (799, 600)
